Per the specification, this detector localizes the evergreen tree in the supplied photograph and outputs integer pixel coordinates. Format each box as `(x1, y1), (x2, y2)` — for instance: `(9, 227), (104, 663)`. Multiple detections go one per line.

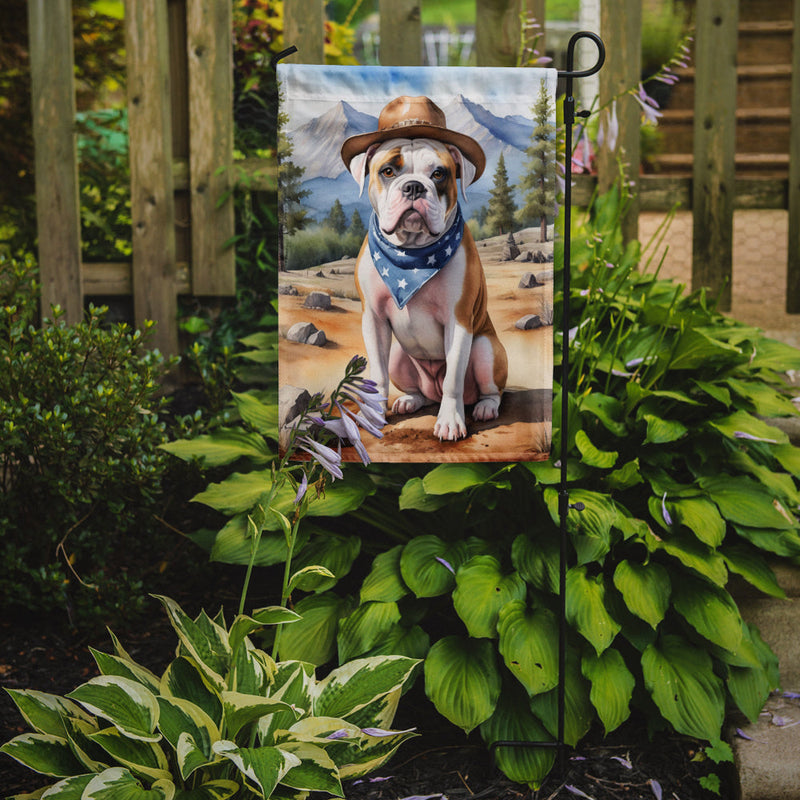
(485, 152), (516, 236)
(325, 199), (348, 233)
(347, 209), (367, 240)
(516, 78), (557, 242)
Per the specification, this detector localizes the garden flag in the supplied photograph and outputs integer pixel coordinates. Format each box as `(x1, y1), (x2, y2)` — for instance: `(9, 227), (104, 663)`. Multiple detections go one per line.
(277, 64), (556, 463)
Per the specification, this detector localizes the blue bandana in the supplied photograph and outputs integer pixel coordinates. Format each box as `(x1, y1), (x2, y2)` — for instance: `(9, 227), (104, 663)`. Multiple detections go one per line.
(368, 206), (465, 309)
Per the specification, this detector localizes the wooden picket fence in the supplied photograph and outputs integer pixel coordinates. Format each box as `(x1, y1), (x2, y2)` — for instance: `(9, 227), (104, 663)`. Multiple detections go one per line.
(27, 0), (800, 355)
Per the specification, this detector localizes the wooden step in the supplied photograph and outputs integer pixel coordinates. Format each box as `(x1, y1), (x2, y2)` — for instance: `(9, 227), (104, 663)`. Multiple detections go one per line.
(737, 20), (794, 66)
(649, 152), (789, 178)
(737, 0), (794, 23)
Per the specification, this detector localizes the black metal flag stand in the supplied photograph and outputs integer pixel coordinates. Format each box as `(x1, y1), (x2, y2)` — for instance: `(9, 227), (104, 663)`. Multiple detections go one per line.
(490, 30), (605, 776)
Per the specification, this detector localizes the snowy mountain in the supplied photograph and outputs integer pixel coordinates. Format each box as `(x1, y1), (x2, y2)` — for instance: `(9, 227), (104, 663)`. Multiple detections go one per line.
(287, 95), (540, 222)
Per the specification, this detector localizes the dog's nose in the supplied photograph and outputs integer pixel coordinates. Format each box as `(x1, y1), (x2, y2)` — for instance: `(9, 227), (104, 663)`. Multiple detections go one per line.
(402, 181), (426, 201)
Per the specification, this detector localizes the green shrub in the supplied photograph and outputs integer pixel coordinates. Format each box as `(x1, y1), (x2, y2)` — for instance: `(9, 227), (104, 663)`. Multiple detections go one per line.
(285, 226), (364, 272)
(0, 253), (175, 623)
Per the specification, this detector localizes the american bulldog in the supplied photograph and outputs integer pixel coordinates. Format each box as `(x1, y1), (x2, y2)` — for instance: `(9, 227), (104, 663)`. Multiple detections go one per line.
(341, 96), (508, 442)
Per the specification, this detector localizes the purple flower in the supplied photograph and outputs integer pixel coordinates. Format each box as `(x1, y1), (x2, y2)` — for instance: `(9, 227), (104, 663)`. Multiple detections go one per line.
(296, 436), (343, 480)
(565, 786), (595, 799)
(735, 727), (755, 741)
(611, 755), (632, 769)
(734, 431), (779, 444)
(293, 472), (308, 505)
(633, 84), (662, 125)
(661, 492), (673, 526)
(362, 726), (416, 737)
(326, 729), (350, 740)
(321, 408), (371, 466)
(649, 779), (663, 800)
(435, 556), (455, 574)
(598, 100), (619, 153)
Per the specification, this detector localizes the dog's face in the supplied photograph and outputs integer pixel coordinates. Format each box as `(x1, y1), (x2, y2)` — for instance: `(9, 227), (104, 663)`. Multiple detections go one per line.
(349, 138), (477, 247)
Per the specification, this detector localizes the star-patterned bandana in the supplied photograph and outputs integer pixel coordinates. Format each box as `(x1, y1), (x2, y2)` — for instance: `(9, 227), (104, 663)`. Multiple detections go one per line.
(368, 205), (465, 309)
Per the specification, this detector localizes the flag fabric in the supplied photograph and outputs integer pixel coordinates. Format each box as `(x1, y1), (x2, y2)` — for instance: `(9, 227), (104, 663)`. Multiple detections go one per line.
(277, 64), (557, 463)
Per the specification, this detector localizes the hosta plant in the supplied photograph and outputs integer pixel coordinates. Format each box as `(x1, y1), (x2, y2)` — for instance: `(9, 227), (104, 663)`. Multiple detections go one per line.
(0, 595), (419, 800)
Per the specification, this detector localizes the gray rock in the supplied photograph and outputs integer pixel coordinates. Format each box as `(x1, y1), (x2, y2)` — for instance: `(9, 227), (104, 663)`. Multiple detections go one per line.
(278, 284), (299, 295)
(502, 232), (521, 262)
(518, 272), (541, 289)
(286, 321), (319, 343)
(515, 314), (543, 330)
(279, 385), (311, 429)
(532, 250), (547, 264)
(306, 329), (327, 347)
(303, 291), (332, 310)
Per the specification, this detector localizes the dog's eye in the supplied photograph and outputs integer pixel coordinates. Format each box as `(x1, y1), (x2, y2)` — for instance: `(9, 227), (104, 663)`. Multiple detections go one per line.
(431, 168), (446, 181)
(380, 166), (395, 178)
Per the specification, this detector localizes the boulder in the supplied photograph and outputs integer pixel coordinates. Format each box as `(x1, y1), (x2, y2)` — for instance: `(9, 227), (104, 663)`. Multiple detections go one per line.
(515, 314), (543, 330)
(286, 321), (319, 343)
(278, 284), (299, 295)
(279, 385), (311, 429)
(306, 329), (327, 347)
(502, 232), (520, 262)
(518, 272), (541, 289)
(303, 291), (332, 310)
(532, 250), (547, 264)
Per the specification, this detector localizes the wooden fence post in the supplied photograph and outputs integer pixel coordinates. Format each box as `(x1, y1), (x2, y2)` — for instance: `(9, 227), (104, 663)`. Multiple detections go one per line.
(284, 0), (325, 64)
(597, 0), (641, 244)
(475, 0), (539, 67)
(379, 0), (422, 66)
(787, 0), (800, 313)
(691, 0), (739, 311)
(126, 0), (178, 355)
(28, 0), (83, 325)
(187, 0), (235, 295)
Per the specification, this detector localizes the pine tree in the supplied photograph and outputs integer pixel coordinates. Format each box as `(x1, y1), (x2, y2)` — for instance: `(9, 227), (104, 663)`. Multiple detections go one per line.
(347, 209), (366, 240)
(277, 86), (310, 258)
(325, 199), (348, 233)
(516, 78), (557, 242)
(485, 152), (516, 236)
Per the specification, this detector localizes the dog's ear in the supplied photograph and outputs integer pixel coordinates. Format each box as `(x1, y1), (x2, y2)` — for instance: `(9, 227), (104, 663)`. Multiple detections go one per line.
(448, 146), (478, 201)
(348, 144), (379, 197)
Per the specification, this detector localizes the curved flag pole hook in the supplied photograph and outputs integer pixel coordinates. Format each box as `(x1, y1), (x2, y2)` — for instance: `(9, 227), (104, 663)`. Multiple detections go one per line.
(490, 30), (605, 778)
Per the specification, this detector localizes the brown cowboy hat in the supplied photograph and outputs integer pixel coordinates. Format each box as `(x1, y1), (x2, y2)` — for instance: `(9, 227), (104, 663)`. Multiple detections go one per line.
(340, 95), (486, 181)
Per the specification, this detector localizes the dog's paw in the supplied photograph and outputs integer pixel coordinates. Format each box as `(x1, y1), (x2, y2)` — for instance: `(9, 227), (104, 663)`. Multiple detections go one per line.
(392, 393), (429, 415)
(434, 413), (468, 441)
(473, 396), (501, 422)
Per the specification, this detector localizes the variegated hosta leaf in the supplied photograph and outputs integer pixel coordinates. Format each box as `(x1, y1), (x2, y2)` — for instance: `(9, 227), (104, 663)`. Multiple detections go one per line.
(81, 767), (174, 799)
(275, 741), (344, 796)
(228, 610), (298, 658)
(337, 601), (401, 663)
(160, 657), (222, 727)
(565, 566), (621, 655)
(90, 649), (161, 694)
(39, 773), (94, 798)
(4, 689), (93, 737)
(612, 560), (671, 629)
(154, 596), (231, 690)
(480, 681), (555, 790)
(581, 649), (635, 734)
(360, 545), (409, 604)
(424, 636), (501, 734)
(212, 741), (300, 798)
(66, 676), (160, 742)
(496, 601), (559, 697)
(0, 732), (85, 777)
(59, 716), (106, 774)
(313, 656), (420, 721)
(88, 727), (171, 782)
(452, 556), (526, 639)
(230, 640), (276, 696)
(258, 662), (315, 745)
(335, 726), (418, 781)
(671, 574), (744, 653)
(221, 691), (299, 740)
(642, 634), (725, 741)
(176, 732), (216, 783)
(156, 696), (219, 778)
(171, 779), (239, 799)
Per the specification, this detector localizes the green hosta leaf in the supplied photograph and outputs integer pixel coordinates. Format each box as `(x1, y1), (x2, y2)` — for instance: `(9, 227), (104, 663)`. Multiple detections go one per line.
(672, 575), (743, 653)
(581, 649), (635, 734)
(228, 609), (299, 656)
(668, 328), (742, 370)
(60, 715), (108, 773)
(398, 477), (451, 511)
(733, 524), (800, 558)
(612, 560), (670, 629)
(82, 768), (174, 799)
(511, 534), (559, 593)
(67, 676), (160, 742)
(400, 536), (468, 597)
(544, 488), (617, 539)
(773, 443), (800, 477)
(155, 597), (231, 690)
(700, 475), (797, 530)
(579, 392), (627, 436)
(160, 428), (273, 467)
(314, 656), (420, 721)
(231, 391), (278, 436)
(276, 741), (343, 796)
(221, 692), (297, 740)
(175, 732), (215, 783)
(575, 429), (618, 468)
(173, 780), (239, 800)
(668, 497), (726, 547)
(528, 650), (593, 747)
(721, 543), (786, 598)
(90, 650), (161, 694)
(291, 535), (361, 592)
(35, 773), (94, 798)
(4, 690), (93, 737)
(362, 624), (430, 660)
(480, 681), (555, 789)
(337, 601), (401, 662)
(212, 741), (299, 797)
(156, 697), (219, 778)
(748, 336), (800, 371)
(88, 727), (170, 782)
(192, 471), (273, 515)
(642, 634), (725, 741)
(360, 545), (409, 603)
(258, 663), (315, 745)
(727, 663), (773, 723)
(288, 565), (337, 594)
(643, 414), (688, 444)
(650, 529), (728, 586)
(0, 733), (85, 777)
(725, 378), (799, 417)
(566, 566), (621, 655)
(497, 601), (558, 696)
(425, 637), (501, 733)
(709, 410), (788, 445)
(277, 592), (352, 665)
(693, 380), (731, 407)
(452, 556), (526, 639)
(209, 516), (294, 567)
(160, 658), (222, 727)
(606, 459), (644, 491)
(421, 463), (494, 494)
